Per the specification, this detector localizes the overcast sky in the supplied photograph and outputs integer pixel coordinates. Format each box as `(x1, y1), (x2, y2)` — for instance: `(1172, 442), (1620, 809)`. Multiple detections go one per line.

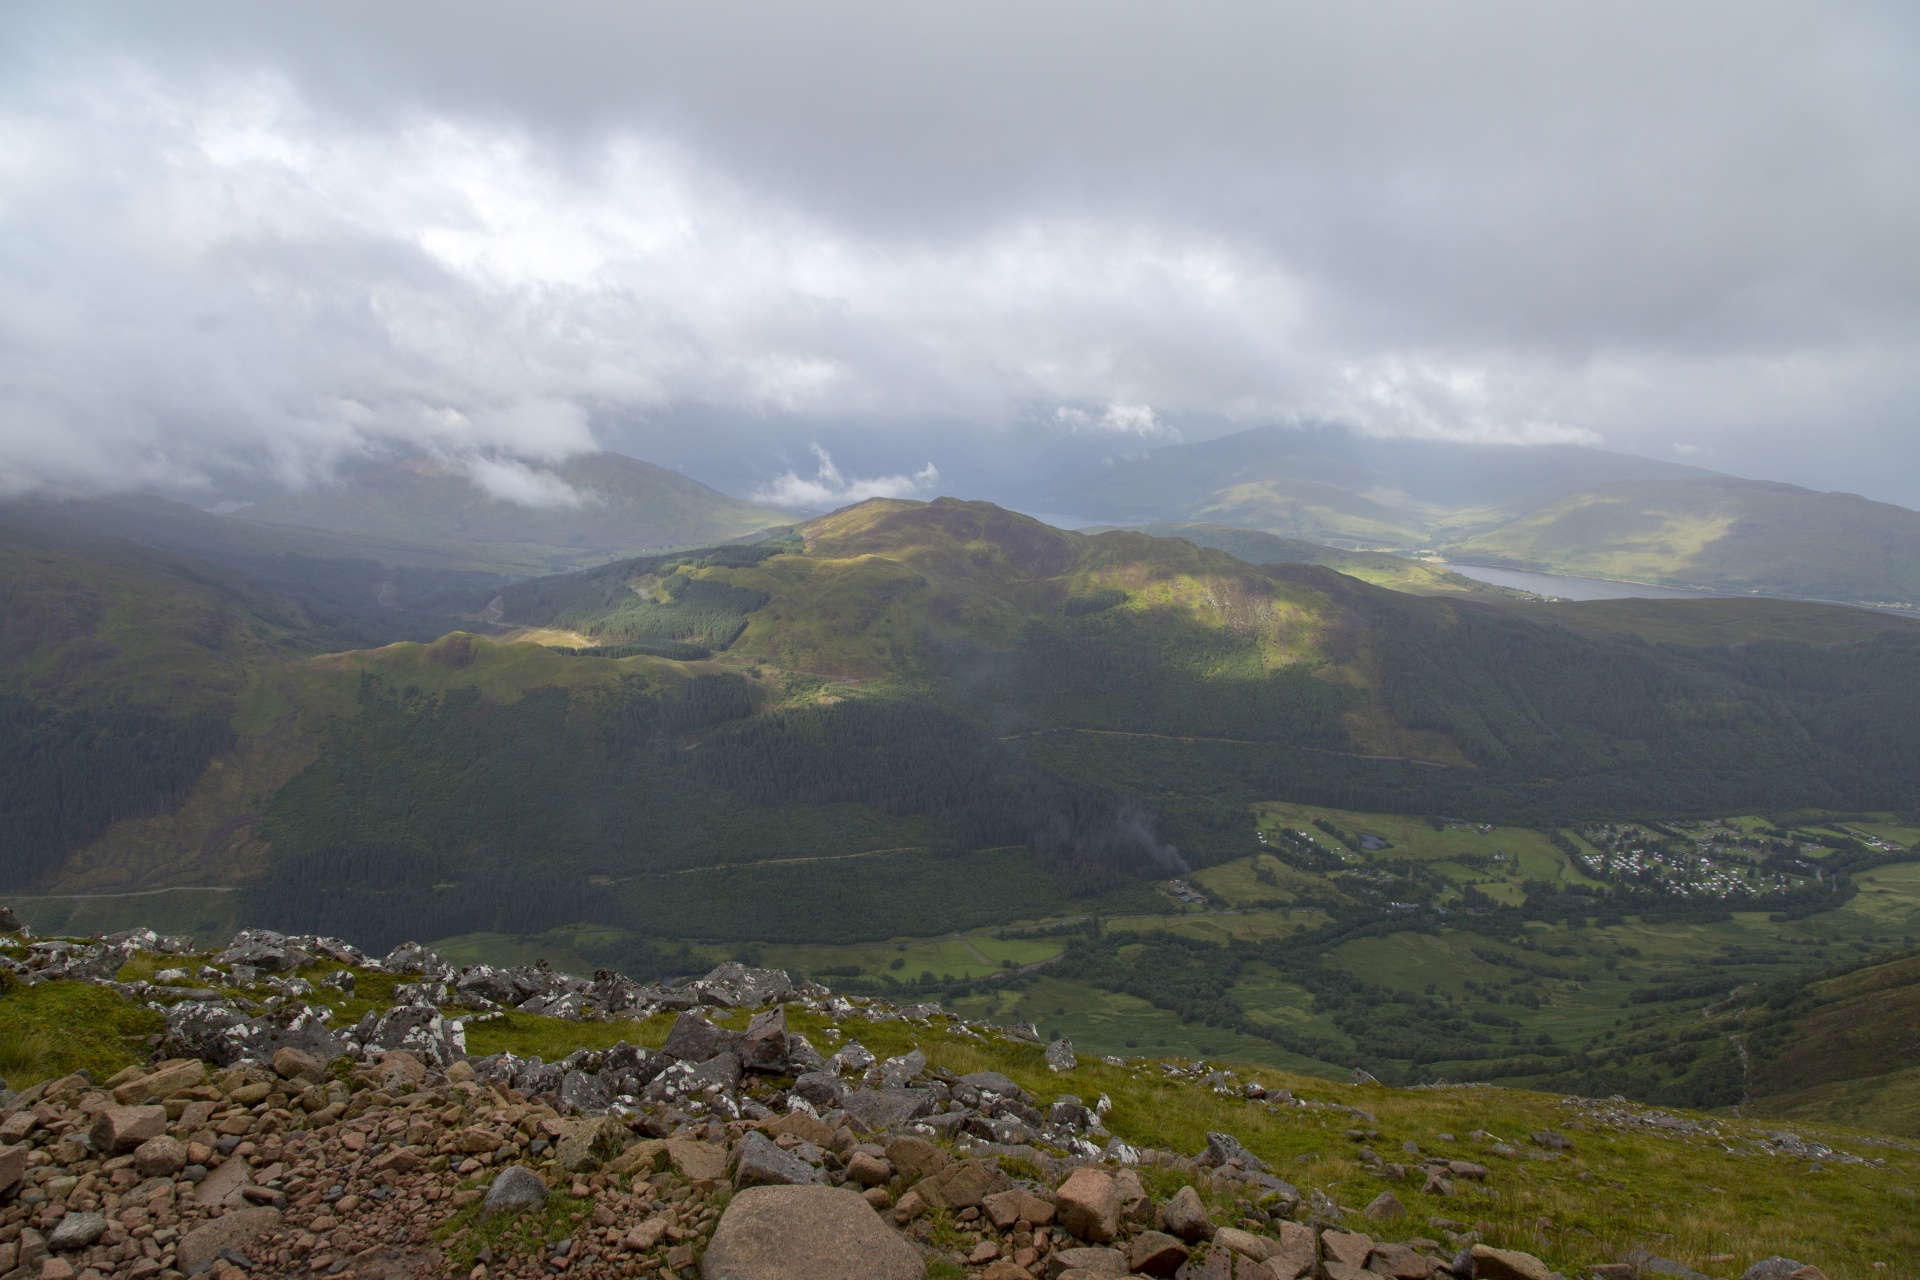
(1, 2), (1916, 510)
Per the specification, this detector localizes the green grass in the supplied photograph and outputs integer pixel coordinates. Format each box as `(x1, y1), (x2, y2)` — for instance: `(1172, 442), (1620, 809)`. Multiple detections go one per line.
(419, 997), (1920, 1279)
(0, 974), (166, 1088)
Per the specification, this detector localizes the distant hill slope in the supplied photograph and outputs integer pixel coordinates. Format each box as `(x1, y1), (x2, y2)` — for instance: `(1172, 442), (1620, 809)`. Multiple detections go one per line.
(235, 452), (790, 571)
(1019, 423), (1710, 547)
(1737, 948), (1920, 1137)
(13, 496), (1920, 957)
(1444, 476), (1920, 608)
(1095, 522), (1531, 598)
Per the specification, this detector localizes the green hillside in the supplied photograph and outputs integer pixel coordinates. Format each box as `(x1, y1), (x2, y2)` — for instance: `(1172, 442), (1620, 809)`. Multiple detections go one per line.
(1094, 522), (1531, 598)
(1445, 476), (1920, 609)
(1021, 424), (1708, 548)
(236, 451), (789, 571)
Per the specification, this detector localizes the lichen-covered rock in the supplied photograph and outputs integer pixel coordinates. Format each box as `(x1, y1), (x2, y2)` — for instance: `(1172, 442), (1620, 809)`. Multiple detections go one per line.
(482, 1165), (549, 1218)
(701, 1184), (921, 1280)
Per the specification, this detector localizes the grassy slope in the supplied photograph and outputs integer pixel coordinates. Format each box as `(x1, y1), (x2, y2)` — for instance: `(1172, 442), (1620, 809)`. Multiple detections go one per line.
(1087, 523), (1533, 599)
(1447, 477), (1920, 607)
(8, 934), (1919, 1279)
(237, 452), (790, 568)
(0, 513), (310, 716)
(1021, 425), (1709, 549)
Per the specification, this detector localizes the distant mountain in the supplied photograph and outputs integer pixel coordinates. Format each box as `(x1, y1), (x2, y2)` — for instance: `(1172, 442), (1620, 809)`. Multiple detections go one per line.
(235, 452), (790, 572)
(1445, 476), (1920, 608)
(1020, 423), (1711, 548)
(1093, 521), (1530, 598)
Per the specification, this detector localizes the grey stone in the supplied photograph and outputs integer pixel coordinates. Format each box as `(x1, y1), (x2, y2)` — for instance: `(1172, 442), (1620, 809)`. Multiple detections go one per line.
(48, 1212), (107, 1251)
(483, 1165), (550, 1218)
(691, 962), (793, 1009)
(662, 1012), (743, 1063)
(875, 1048), (925, 1090)
(831, 1039), (875, 1073)
(554, 1117), (630, 1174)
(792, 1070), (847, 1108)
(838, 1087), (937, 1132)
(1741, 1261), (1810, 1280)
(701, 1184), (921, 1280)
(176, 1206), (281, 1275)
(957, 1070), (1030, 1102)
(733, 1131), (826, 1188)
(786, 1034), (825, 1073)
(1051, 1246), (1127, 1276)
(1201, 1131), (1269, 1172)
(1157, 1184), (1213, 1242)
(740, 1008), (789, 1074)
(558, 1070), (611, 1114)
(1045, 1037), (1077, 1072)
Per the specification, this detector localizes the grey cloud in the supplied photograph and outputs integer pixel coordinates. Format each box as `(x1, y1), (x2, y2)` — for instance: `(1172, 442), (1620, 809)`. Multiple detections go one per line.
(0, 2), (1915, 504)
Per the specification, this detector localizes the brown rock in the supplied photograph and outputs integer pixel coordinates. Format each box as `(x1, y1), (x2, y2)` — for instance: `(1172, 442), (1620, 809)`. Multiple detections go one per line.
(666, 1138), (730, 1182)
(1128, 1229), (1190, 1278)
(982, 1187), (1055, 1228)
(91, 1106), (167, 1156)
(1325, 1264), (1374, 1280)
(700, 1183), (923, 1280)
(271, 1048), (326, 1083)
(0, 1144), (25, 1196)
(981, 1262), (1035, 1280)
(1469, 1245), (1555, 1280)
(1056, 1167), (1121, 1244)
(891, 1189), (925, 1223)
(1157, 1185), (1213, 1243)
(912, 1158), (1011, 1210)
(112, 1061), (207, 1107)
(608, 1139), (667, 1176)
(1368, 1243), (1430, 1280)
(1363, 1191), (1405, 1221)
(554, 1117), (629, 1174)
(1263, 1221), (1318, 1280)
(1048, 1246), (1126, 1277)
(1169, 1250), (1232, 1280)
(448, 1126), (503, 1154)
(194, 1156), (254, 1208)
(1787, 1270), (1829, 1280)
(845, 1151), (892, 1187)
(1322, 1231), (1375, 1269)
(371, 1051), (427, 1088)
(624, 1217), (671, 1252)
(176, 1207), (282, 1275)
(133, 1135), (187, 1179)
(768, 1112), (834, 1149)
(882, 1135), (948, 1183)
(371, 1148), (422, 1173)
(1213, 1226), (1275, 1260)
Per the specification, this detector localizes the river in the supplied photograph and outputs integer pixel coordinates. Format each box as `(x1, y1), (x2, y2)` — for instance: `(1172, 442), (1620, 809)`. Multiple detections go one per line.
(1439, 562), (1715, 601)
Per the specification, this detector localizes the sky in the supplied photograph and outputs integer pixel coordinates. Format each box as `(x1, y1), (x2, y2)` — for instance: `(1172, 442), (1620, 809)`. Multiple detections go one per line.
(1, 2), (1916, 511)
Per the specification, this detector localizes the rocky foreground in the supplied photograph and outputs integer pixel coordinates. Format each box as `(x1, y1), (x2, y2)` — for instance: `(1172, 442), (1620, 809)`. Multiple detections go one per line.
(0, 923), (1846, 1280)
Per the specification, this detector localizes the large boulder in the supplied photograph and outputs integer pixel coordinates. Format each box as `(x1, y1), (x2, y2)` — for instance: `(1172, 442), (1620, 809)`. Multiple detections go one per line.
(90, 1106), (166, 1156)
(701, 1184), (922, 1280)
(839, 1088), (937, 1132)
(1056, 1166), (1120, 1243)
(662, 1012), (743, 1064)
(482, 1166), (549, 1218)
(690, 963), (793, 1009)
(740, 1008), (789, 1073)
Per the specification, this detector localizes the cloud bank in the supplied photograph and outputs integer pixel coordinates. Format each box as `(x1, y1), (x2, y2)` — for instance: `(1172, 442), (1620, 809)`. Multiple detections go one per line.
(0, 3), (1914, 503)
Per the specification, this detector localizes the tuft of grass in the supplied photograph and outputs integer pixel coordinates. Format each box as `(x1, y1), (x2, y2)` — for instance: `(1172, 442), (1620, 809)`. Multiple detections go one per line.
(0, 974), (165, 1088)
(435, 1180), (592, 1271)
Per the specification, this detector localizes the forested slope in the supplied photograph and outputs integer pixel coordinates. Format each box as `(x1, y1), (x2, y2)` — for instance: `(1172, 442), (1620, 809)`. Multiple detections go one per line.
(10, 497), (1920, 961)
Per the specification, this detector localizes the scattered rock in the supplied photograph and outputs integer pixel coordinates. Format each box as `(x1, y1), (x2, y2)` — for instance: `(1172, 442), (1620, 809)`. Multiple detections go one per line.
(1201, 1131), (1269, 1172)
(701, 1183), (922, 1280)
(554, 1115), (630, 1173)
(884, 1135), (950, 1183)
(1046, 1038), (1077, 1072)
(176, 1207), (281, 1275)
(47, 1212), (106, 1252)
(1212, 1226), (1275, 1261)
(914, 1158), (1012, 1210)
(1157, 1184), (1213, 1243)
(1470, 1243), (1556, 1280)
(1363, 1190), (1405, 1220)
(1056, 1166), (1121, 1243)
(733, 1130), (826, 1187)
(1128, 1230), (1190, 1278)
(89, 1103), (166, 1154)
(1741, 1260), (1810, 1280)
(133, 1133), (187, 1178)
(481, 1165), (550, 1218)
(1051, 1245), (1127, 1276)
(1322, 1230), (1375, 1269)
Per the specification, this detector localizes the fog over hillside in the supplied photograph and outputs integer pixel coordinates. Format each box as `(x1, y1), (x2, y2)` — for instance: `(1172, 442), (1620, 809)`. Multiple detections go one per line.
(0, 3), (1915, 510)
